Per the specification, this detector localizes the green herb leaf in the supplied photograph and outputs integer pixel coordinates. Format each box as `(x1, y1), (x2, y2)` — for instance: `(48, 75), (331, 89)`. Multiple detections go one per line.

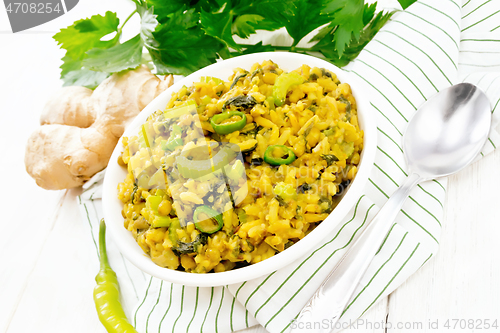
(397, 0), (417, 10)
(53, 12), (119, 60)
(145, 0), (190, 22)
(62, 69), (110, 89)
(137, 2), (160, 49)
(363, 2), (377, 25)
(200, 2), (241, 51)
(59, 54), (107, 89)
(323, 0), (365, 57)
(52, 0), (396, 87)
(200, 0), (294, 49)
(232, 14), (265, 39)
(148, 8), (224, 75)
(312, 7), (394, 67)
(282, 0), (332, 46)
(320, 154), (339, 167)
(83, 34), (143, 73)
(236, 0), (293, 32)
(54, 12), (120, 88)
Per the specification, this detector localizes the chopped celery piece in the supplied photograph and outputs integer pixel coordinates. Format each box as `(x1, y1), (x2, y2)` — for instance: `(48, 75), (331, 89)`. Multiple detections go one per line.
(164, 100), (197, 119)
(226, 160), (245, 179)
(273, 182), (297, 200)
(161, 125), (183, 151)
(266, 96), (275, 111)
(272, 72), (305, 106)
(201, 95), (212, 105)
(146, 195), (172, 228)
(168, 218), (181, 244)
(200, 76), (224, 85)
(341, 142), (355, 158)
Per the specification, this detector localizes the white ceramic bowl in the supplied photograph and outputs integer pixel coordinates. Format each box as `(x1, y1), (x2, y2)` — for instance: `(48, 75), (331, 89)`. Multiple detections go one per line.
(103, 52), (376, 287)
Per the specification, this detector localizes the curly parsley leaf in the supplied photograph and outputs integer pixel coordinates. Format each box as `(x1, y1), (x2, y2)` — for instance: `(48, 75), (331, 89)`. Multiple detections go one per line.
(83, 34), (144, 73)
(323, 0), (365, 57)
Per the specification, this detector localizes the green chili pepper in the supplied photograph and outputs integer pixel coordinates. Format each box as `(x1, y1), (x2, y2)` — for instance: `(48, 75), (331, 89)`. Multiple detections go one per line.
(161, 124), (183, 151)
(210, 111), (247, 135)
(94, 220), (138, 333)
(263, 145), (296, 165)
(193, 205), (223, 234)
(272, 72), (305, 107)
(176, 144), (236, 179)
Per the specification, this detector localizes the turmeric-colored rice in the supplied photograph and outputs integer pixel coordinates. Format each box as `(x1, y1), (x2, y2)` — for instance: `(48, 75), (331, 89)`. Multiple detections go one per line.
(117, 61), (363, 273)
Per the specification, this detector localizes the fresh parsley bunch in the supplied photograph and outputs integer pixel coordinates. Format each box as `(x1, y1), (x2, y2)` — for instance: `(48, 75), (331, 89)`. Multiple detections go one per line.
(53, 0), (416, 89)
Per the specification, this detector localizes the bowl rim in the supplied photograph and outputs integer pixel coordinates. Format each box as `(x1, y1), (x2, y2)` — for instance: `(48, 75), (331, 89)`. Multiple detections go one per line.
(102, 52), (377, 287)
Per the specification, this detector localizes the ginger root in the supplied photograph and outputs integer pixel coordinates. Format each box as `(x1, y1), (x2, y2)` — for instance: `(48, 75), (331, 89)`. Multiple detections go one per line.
(25, 65), (173, 190)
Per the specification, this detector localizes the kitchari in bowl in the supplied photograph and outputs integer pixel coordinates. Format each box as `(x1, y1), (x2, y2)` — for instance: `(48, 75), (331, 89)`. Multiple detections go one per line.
(116, 60), (363, 274)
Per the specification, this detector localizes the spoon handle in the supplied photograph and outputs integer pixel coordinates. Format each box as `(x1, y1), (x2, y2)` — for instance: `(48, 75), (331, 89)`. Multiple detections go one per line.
(291, 173), (422, 333)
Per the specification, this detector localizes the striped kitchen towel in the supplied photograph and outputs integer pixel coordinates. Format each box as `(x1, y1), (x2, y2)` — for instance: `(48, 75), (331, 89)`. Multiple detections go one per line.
(78, 0), (500, 332)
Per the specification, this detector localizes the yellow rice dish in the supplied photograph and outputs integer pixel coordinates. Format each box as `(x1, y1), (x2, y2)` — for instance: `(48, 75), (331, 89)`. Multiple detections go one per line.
(117, 61), (363, 273)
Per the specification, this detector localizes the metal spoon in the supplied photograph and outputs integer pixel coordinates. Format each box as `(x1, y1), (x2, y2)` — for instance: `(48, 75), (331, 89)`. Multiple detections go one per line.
(291, 83), (491, 333)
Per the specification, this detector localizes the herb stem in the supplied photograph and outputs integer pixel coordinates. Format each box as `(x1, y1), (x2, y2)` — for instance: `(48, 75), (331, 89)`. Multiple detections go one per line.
(118, 9), (137, 34)
(234, 44), (313, 53)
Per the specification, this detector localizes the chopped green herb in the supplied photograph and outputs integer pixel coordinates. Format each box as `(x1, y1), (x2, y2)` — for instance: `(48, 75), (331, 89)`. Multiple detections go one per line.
(275, 195), (287, 207)
(173, 233), (208, 255)
(229, 71), (249, 90)
(321, 154), (339, 167)
(53, 0), (397, 88)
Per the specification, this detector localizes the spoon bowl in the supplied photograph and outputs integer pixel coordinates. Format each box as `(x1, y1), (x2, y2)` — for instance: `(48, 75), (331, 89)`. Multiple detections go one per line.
(293, 83), (492, 333)
(404, 83), (491, 179)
